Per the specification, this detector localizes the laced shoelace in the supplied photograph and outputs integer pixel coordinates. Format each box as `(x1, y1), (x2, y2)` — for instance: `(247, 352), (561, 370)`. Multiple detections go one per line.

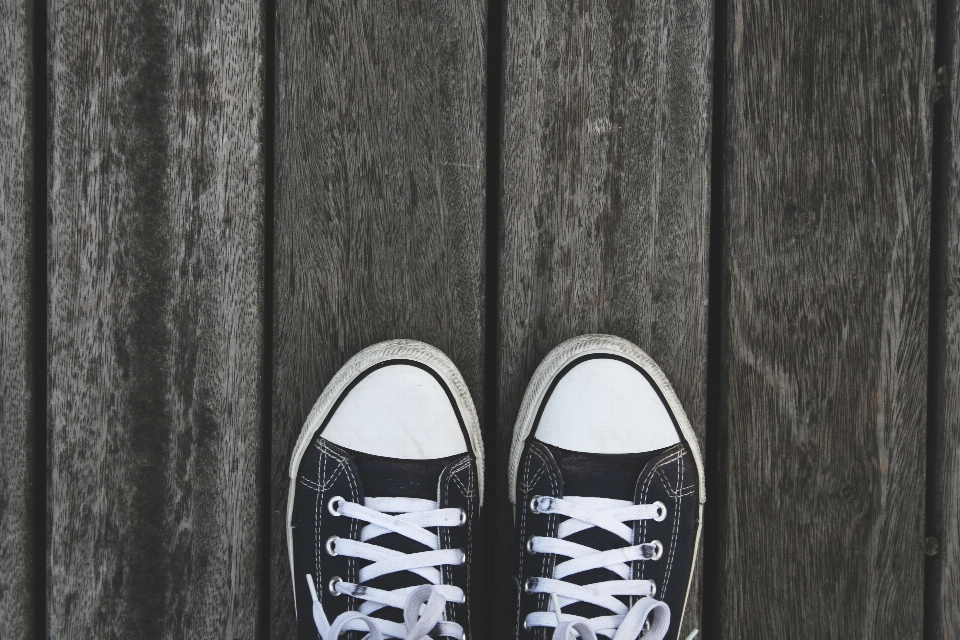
(306, 496), (467, 640)
(523, 496), (674, 640)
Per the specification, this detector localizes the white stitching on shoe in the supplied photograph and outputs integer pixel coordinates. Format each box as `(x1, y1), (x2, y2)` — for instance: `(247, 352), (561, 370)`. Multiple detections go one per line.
(530, 443), (561, 631)
(655, 468), (675, 495)
(317, 440), (362, 601)
(521, 464), (547, 494)
(463, 463), (475, 636)
(661, 452), (685, 598)
(299, 476), (321, 490)
(314, 449), (327, 618)
(317, 442), (347, 491)
(517, 450), (533, 638)
(450, 459), (474, 498)
(434, 455), (473, 631)
(442, 467), (453, 622)
(638, 448), (684, 584)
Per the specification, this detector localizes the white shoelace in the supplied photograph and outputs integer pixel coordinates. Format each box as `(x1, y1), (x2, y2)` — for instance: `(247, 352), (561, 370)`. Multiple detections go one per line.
(307, 496), (467, 640)
(523, 496), (672, 640)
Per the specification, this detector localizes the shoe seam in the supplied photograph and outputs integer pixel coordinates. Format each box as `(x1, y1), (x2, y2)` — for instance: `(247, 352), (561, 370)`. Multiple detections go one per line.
(464, 463), (475, 637)
(450, 457), (474, 498)
(662, 452), (684, 597)
(317, 440), (361, 610)
(638, 449), (686, 600)
(438, 456), (473, 634)
(520, 464), (547, 495)
(311, 445), (328, 639)
(530, 443), (560, 640)
(637, 449), (684, 585)
(516, 449), (533, 639)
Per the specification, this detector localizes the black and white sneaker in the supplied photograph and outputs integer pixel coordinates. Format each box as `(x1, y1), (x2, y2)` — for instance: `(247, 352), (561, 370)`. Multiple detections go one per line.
(287, 340), (484, 640)
(509, 335), (704, 640)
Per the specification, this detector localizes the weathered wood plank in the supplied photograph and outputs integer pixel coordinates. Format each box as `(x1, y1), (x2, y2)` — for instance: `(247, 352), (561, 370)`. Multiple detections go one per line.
(719, 1), (933, 636)
(497, 1), (713, 637)
(0, 0), (33, 635)
(272, 0), (487, 636)
(48, 1), (263, 636)
(930, 0), (960, 634)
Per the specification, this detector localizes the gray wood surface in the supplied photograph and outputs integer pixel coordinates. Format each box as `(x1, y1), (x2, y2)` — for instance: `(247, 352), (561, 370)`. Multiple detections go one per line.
(931, 0), (960, 635)
(497, 1), (713, 637)
(47, 1), (263, 636)
(0, 0), (33, 636)
(271, 0), (487, 636)
(719, 1), (933, 636)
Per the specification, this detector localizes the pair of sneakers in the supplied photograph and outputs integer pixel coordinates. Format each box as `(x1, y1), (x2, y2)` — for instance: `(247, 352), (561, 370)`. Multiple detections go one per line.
(287, 335), (705, 640)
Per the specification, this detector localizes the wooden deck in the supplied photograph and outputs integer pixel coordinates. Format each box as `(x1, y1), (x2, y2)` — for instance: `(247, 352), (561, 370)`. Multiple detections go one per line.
(1, 0), (957, 637)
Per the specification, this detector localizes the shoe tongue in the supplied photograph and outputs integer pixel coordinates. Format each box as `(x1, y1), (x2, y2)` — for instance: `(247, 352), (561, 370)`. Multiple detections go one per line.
(546, 443), (663, 501)
(544, 443), (669, 623)
(351, 451), (452, 500)
(346, 450), (459, 625)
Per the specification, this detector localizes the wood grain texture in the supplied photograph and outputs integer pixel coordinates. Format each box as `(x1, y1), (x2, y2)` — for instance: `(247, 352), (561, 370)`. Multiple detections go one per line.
(719, 1), (933, 636)
(0, 0), (33, 636)
(930, 0), (960, 634)
(48, 1), (263, 636)
(272, 0), (486, 636)
(498, 1), (712, 637)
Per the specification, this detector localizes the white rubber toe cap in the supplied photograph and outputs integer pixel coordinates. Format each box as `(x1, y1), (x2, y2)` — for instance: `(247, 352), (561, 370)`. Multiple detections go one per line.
(320, 363), (468, 459)
(534, 357), (681, 454)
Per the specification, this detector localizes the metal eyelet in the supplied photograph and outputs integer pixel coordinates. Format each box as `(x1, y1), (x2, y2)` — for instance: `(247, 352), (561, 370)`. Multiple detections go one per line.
(650, 539), (663, 561)
(325, 536), (339, 556)
(649, 580), (657, 596)
(523, 619), (531, 630)
(524, 578), (537, 593)
(458, 508), (467, 525)
(328, 576), (343, 596)
(459, 550), (467, 564)
(652, 501), (667, 522)
(526, 537), (536, 554)
(328, 496), (344, 516)
(529, 495), (542, 514)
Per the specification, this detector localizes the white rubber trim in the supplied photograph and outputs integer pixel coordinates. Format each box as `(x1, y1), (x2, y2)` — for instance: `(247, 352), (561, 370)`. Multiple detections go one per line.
(507, 334), (705, 505)
(508, 335), (706, 637)
(286, 339), (484, 615)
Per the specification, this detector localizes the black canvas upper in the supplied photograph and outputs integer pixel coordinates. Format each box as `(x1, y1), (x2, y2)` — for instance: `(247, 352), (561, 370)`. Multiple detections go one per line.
(291, 437), (478, 640)
(513, 440), (699, 640)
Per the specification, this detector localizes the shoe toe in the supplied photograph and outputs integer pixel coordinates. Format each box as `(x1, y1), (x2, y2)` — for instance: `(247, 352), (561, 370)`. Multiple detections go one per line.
(321, 363), (468, 459)
(534, 357), (681, 454)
